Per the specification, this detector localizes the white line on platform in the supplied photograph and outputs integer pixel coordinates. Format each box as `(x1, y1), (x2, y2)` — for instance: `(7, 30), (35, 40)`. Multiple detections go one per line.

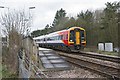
(39, 47), (52, 51)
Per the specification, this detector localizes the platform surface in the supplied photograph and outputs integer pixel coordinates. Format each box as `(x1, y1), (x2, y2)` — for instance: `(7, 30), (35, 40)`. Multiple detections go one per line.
(39, 48), (70, 69)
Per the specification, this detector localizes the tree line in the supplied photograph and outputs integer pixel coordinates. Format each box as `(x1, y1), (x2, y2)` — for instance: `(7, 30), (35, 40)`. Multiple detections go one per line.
(31, 1), (119, 47)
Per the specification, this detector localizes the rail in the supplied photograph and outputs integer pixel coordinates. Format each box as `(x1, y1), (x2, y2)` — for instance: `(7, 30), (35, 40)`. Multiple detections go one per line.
(59, 53), (120, 79)
(56, 50), (120, 63)
(79, 51), (120, 63)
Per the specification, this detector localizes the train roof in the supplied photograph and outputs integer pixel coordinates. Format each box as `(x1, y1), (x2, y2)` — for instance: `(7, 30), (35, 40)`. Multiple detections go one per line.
(33, 35), (46, 40)
(45, 30), (65, 38)
(68, 27), (85, 31)
(33, 27), (85, 39)
(33, 29), (67, 39)
(48, 29), (67, 35)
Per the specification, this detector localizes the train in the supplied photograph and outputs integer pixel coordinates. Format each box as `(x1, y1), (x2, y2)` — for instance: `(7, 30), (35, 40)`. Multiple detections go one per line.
(33, 27), (86, 52)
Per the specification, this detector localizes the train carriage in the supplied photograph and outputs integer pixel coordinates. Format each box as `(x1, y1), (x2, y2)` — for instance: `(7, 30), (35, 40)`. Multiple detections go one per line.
(34, 27), (86, 51)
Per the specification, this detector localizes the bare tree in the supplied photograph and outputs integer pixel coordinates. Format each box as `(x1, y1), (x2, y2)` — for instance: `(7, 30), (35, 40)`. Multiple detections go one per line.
(0, 10), (31, 75)
(0, 10), (30, 36)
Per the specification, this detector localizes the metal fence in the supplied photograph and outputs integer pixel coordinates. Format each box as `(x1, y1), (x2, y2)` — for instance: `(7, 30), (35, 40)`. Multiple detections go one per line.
(18, 51), (48, 78)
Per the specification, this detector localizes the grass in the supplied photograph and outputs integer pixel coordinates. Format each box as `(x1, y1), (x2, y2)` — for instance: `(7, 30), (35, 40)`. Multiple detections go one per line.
(98, 51), (118, 56)
(0, 64), (2, 79)
(1, 64), (17, 78)
(84, 47), (118, 56)
(1, 46), (18, 78)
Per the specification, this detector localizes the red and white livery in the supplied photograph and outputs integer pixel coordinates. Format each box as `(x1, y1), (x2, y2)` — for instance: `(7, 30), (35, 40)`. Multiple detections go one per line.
(34, 27), (86, 51)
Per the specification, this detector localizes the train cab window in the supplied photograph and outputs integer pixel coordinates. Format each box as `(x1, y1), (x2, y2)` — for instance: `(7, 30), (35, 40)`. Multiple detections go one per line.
(81, 30), (85, 39)
(70, 30), (74, 42)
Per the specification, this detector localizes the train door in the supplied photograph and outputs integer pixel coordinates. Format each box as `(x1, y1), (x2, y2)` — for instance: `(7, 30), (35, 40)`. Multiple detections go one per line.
(75, 31), (80, 45)
(69, 29), (81, 45)
(74, 28), (81, 45)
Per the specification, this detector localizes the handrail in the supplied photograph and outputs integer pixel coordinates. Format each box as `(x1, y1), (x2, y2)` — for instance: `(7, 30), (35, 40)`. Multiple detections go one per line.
(18, 48), (48, 78)
(31, 62), (48, 78)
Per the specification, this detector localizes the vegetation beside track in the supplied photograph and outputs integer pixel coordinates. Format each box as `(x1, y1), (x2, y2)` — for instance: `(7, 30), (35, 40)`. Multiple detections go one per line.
(1, 46), (18, 78)
(1, 64), (17, 78)
(84, 47), (118, 56)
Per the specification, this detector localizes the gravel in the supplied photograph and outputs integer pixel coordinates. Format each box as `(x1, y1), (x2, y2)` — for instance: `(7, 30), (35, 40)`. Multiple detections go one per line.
(57, 52), (119, 69)
(44, 66), (103, 78)
(37, 50), (119, 78)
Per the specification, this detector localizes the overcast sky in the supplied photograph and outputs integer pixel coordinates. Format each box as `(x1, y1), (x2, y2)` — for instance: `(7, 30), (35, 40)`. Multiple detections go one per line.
(0, 0), (119, 32)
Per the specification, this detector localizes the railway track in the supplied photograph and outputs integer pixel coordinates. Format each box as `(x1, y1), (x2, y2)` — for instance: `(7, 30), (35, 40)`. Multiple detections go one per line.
(56, 50), (120, 63)
(79, 51), (120, 63)
(58, 53), (120, 79)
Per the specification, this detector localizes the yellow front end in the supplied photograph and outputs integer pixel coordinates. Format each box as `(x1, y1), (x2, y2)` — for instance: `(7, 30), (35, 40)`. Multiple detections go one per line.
(76, 31), (80, 45)
(68, 27), (86, 50)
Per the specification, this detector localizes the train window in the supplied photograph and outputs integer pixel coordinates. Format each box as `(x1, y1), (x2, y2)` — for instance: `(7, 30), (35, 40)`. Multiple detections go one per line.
(60, 35), (62, 40)
(63, 35), (65, 40)
(63, 35), (66, 40)
(47, 38), (50, 41)
(59, 35), (62, 40)
(54, 36), (56, 40)
(81, 30), (85, 39)
(58, 36), (60, 40)
(61, 35), (63, 40)
(53, 35), (63, 40)
(53, 36), (56, 40)
(50, 37), (53, 40)
(37, 39), (40, 41)
(56, 36), (58, 40)
(56, 36), (59, 40)
(70, 30), (74, 42)
(81, 31), (84, 37)
(49, 37), (51, 40)
(65, 34), (68, 40)
(51, 37), (55, 40)
(44, 38), (45, 41)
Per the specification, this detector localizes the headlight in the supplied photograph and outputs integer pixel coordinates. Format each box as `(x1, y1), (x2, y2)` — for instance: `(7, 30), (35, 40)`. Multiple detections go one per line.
(70, 40), (73, 42)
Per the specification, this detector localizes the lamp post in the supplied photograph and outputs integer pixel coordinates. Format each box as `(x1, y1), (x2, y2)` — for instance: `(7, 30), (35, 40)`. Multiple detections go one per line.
(29, 7), (35, 20)
(29, 6), (35, 23)
(27, 7), (35, 78)
(0, 6), (9, 34)
(0, 6), (9, 12)
(26, 7), (35, 36)
(0, 6), (9, 47)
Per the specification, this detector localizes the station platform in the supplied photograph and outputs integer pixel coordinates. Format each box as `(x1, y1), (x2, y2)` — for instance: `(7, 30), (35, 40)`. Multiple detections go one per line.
(38, 48), (70, 70)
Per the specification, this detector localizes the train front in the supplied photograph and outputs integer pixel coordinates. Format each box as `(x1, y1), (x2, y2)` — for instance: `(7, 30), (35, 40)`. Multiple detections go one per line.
(68, 27), (86, 50)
